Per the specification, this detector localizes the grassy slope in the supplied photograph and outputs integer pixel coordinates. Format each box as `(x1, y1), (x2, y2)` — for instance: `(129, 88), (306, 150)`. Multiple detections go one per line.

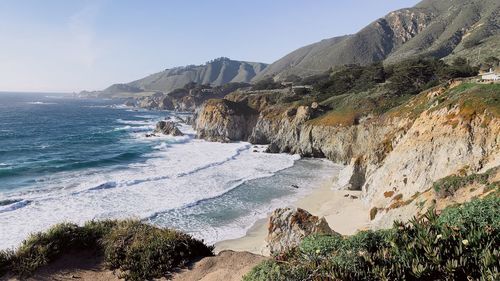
(307, 82), (500, 127)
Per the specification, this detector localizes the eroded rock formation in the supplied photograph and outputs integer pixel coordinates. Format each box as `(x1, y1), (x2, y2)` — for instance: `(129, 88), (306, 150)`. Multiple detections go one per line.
(155, 121), (184, 136)
(194, 99), (258, 142)
(266, 208), (338, 255)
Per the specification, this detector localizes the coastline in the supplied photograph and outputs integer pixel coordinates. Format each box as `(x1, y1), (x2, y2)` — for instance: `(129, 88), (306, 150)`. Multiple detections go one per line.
(215, 172), (371, 256)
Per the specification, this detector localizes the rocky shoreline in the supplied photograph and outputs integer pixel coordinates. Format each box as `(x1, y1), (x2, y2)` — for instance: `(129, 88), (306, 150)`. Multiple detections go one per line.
(193, 80), (500, 227)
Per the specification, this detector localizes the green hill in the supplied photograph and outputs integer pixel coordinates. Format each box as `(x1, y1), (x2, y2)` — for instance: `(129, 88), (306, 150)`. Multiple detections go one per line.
(255, 0), (500, 81)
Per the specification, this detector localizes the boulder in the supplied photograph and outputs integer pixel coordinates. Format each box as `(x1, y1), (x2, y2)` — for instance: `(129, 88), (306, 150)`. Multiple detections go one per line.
(266, 208), (338, 255)
(155, 121), (184, 136)
(124, 100), (136, 107)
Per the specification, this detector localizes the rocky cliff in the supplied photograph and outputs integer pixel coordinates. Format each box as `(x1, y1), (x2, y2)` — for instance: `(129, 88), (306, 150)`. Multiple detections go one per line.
(194, 99), (258, 142)
(195, 81), (500, 224)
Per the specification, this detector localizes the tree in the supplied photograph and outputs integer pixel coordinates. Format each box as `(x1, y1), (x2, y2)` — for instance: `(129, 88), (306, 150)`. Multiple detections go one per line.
(251, 77), (283, 90)
(484, 56), (499, 68)
(452, 57), (468, 67)
(387, 58), (440, 95)
(284, 74), (302, 83)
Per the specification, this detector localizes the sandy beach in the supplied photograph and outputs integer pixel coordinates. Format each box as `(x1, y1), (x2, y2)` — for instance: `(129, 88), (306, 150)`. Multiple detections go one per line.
(215, 174), (371, 256)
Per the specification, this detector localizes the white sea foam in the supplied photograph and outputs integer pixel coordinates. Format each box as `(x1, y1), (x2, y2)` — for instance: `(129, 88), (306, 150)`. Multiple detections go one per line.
(134, 114), (160, 119)
(116, 119), (153, 125)
(0, 131), (305, 250)
(26, 101), (56, 105)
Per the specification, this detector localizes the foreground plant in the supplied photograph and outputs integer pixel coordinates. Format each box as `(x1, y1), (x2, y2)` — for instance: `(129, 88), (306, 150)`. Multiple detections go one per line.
(244, 196), (500, 281)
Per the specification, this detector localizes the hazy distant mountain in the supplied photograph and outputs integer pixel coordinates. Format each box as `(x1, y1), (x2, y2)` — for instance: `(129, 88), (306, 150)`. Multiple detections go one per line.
(88, 58), (267, 97)
(255, 0), (500, 80)
(128, 57), (266, 92)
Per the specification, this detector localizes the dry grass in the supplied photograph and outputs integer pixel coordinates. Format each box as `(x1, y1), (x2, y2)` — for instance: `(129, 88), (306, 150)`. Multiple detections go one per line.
(308, 108), (359, 127)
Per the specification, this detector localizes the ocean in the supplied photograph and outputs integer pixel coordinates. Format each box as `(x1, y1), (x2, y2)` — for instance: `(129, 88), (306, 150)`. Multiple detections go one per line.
(0, 92), (336, 249)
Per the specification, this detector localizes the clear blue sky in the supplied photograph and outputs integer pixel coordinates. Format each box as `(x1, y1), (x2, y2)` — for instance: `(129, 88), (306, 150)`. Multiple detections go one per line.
(0, 0), (420, 92)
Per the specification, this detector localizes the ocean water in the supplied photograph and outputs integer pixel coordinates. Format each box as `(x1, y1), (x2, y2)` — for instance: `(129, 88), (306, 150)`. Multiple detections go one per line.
(0, 92), (337, 249)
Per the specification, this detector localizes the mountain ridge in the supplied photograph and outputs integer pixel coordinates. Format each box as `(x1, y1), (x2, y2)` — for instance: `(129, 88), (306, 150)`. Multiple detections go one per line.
(82, 57), (267, 97)
(254, 0), (499, 81)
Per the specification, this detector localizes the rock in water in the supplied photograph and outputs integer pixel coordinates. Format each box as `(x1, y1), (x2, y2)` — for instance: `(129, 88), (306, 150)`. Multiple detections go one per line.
(154, 121), (184, 136)
(266, 208), (338, 255)
(124, 100), (136, 107)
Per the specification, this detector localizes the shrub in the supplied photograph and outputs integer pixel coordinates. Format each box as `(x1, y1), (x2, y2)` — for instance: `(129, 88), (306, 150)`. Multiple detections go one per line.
(252, 77), (283, 90)
(299, 234), (343, 257)
(433, 171), (492, 198)
(0, 220), (213, 280)
(437, 195), (500, 229)
(7, 222), (104, 276)
(243, 259), (293, 281)
(102, 220), (213, 280)
(244, 197), (500, 280)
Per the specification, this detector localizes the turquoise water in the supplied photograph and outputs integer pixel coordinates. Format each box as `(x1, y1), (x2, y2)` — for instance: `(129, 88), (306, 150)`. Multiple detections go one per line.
(0, 92), (336, 249)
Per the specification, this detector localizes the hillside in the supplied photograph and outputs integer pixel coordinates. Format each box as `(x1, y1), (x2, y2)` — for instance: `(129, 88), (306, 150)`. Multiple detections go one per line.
(83, 58), (267, 98)
(255, 0), (500, 80)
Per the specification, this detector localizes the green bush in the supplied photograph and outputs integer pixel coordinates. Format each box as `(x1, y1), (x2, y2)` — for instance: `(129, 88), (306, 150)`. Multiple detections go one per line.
(6, 222), (107, 276)
(300, 234), (343, 257)
(243, 259), (295, 281)
(102, 220), (213, 280)
(0, 220), (213, 280)
(438, 195), (500, 229)
(252, 77), (284, 90)
(244, 197), (500, 281)
(433, 169), (495, 198)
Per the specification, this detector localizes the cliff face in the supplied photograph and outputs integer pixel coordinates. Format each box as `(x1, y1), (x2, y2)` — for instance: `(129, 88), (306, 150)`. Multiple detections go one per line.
(135, 93), (199, 111)
(194, 82), (500, 223)
(364, 103), (500, 210)
(194, 99), (258, 142)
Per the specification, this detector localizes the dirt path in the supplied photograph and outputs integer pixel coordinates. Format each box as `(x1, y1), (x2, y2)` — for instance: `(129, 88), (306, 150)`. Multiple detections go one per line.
(2, 250), (264, 281)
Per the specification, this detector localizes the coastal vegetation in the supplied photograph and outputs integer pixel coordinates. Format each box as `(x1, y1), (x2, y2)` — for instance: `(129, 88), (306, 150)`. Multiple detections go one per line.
(0, 220), (213, 280)
(285, 56), (478, 103)
(433, 167), (499, 198)
(244, 195), (500, 281)
(236, 56), (493, 129)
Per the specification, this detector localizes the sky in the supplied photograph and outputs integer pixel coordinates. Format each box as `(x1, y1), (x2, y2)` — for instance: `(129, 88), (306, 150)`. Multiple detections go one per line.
(0, 0), (420, 92)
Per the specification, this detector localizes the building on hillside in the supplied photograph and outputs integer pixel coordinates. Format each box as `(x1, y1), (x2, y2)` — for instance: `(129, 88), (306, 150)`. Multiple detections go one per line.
(480, 68), (499, 81)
